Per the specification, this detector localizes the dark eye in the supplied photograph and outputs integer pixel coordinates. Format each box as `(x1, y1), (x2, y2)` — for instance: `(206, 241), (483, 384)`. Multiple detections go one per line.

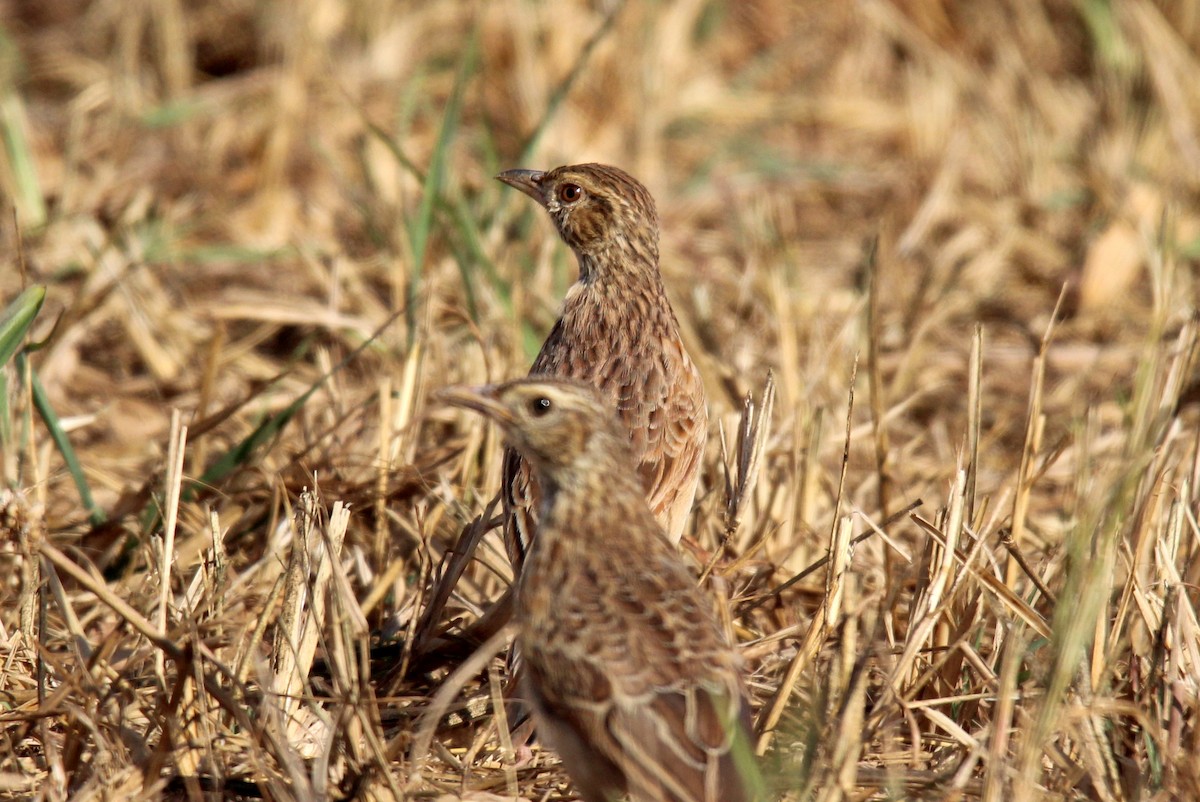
(529, 396), (552, 417)
(558, 183), (582, 203)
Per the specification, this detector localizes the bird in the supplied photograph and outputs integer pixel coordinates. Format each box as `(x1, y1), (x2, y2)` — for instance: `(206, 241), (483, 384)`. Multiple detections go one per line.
(411, 164), (706, 661)
(496, 163), (708, 571)
(437, 379), (762, 802)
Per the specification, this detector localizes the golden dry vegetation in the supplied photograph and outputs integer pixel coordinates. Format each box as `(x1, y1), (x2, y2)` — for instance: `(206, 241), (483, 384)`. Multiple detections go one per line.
(1, 0), (1199, 799)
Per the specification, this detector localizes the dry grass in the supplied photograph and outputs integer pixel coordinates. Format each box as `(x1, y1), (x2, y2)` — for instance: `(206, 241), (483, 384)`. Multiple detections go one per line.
(2, 0), (1200, 799)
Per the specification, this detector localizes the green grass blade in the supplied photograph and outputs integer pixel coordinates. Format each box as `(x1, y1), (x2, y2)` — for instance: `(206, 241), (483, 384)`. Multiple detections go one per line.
(405, 26), (478, 339)
(446, 193), (509, 323)
(517, 1), (622, 163)
(195, 383), (315, 490)
(0, 26), (47, 229)
(0, 285), (45, 368)
(22, 358), (105, 526)
(1, 286), (45, 475)
(193, 307), (408, 495)
(0, 91), (47, 229)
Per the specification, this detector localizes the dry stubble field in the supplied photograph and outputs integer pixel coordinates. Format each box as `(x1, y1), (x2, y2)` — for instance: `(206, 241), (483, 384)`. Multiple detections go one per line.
(1, 0), (1199, 800)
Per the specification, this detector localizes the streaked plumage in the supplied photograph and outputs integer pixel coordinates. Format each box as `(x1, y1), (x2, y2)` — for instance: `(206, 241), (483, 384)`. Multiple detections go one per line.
(409, 165), (706, 660)
(437, 379), (760, 802)
(496, 163), (707, 570)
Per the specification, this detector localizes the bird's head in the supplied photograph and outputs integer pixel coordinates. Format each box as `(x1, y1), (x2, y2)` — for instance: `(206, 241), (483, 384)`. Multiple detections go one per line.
(436, 378), (627, 478)
(497, 163), (659, 270)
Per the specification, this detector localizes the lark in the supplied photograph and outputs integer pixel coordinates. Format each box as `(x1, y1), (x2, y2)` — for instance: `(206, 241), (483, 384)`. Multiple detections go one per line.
(413, 165), (705, 661)
(497, 163), (707, 569)
(438, 379), (761, 802)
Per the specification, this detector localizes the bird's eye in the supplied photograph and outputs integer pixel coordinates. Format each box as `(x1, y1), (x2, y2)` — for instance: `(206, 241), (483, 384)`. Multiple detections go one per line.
(558, 183), (583, 204)
(529, 396), (552, 417)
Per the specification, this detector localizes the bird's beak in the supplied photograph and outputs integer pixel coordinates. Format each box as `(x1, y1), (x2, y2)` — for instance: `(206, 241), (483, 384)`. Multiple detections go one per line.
(435, 384), (515, 425)
(496, 168), (547, 206)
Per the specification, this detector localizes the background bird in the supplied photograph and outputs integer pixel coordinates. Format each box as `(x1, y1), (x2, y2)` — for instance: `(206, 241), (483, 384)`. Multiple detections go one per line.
(496, 163), (708, 570)
(438, 379), (761, 802)
(413, 163), (706, 657)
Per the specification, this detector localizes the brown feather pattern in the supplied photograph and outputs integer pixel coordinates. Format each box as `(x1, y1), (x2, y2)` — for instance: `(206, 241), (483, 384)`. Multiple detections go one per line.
(497, 163), (708, 570)
(438, 379), (760, 802)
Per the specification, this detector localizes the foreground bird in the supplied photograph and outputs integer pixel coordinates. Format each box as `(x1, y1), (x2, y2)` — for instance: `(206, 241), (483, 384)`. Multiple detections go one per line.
(437, 379), (761, 802)
(496, 163), (707, 568)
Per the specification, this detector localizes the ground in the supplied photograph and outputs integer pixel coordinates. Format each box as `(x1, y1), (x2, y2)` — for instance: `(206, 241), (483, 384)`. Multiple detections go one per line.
(0, 1), (1198, 800)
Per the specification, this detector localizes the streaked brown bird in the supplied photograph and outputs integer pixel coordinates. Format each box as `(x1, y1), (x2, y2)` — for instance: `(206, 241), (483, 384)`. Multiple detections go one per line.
(411, 164), (705, 660)
(438, 379), (761, 802)
(496, 163), (707, 569)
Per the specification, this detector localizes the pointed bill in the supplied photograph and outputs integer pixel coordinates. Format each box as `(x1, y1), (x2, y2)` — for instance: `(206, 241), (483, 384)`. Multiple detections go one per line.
(496, 168), (547, 205)
(435, 384), (516, 425)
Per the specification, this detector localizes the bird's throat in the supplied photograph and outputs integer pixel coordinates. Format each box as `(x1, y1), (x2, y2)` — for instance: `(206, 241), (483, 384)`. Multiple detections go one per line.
(560, 257), (676, 345)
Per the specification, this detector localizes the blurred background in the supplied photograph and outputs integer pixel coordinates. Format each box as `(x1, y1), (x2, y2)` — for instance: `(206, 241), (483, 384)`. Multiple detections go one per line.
(2, 0), (1199, 798)
(2, 0), (1198, 511)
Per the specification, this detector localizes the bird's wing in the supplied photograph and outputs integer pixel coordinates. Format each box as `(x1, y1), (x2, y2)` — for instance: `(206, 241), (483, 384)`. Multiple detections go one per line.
(523, 639), (758, 802)
(518, 653), (626, 802)
(521, 546), (759, 802)
(501, 445), (537, 572)
(616, 348), (707, 542)
(520, 314), (708, 545)
(648, 360), (708, 541)
(610, 681), (760, 802)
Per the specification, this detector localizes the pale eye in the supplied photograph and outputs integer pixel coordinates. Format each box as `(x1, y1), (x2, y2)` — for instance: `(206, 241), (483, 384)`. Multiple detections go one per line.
(529, 396), (552, 417)
(558, 183), (582, 203)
